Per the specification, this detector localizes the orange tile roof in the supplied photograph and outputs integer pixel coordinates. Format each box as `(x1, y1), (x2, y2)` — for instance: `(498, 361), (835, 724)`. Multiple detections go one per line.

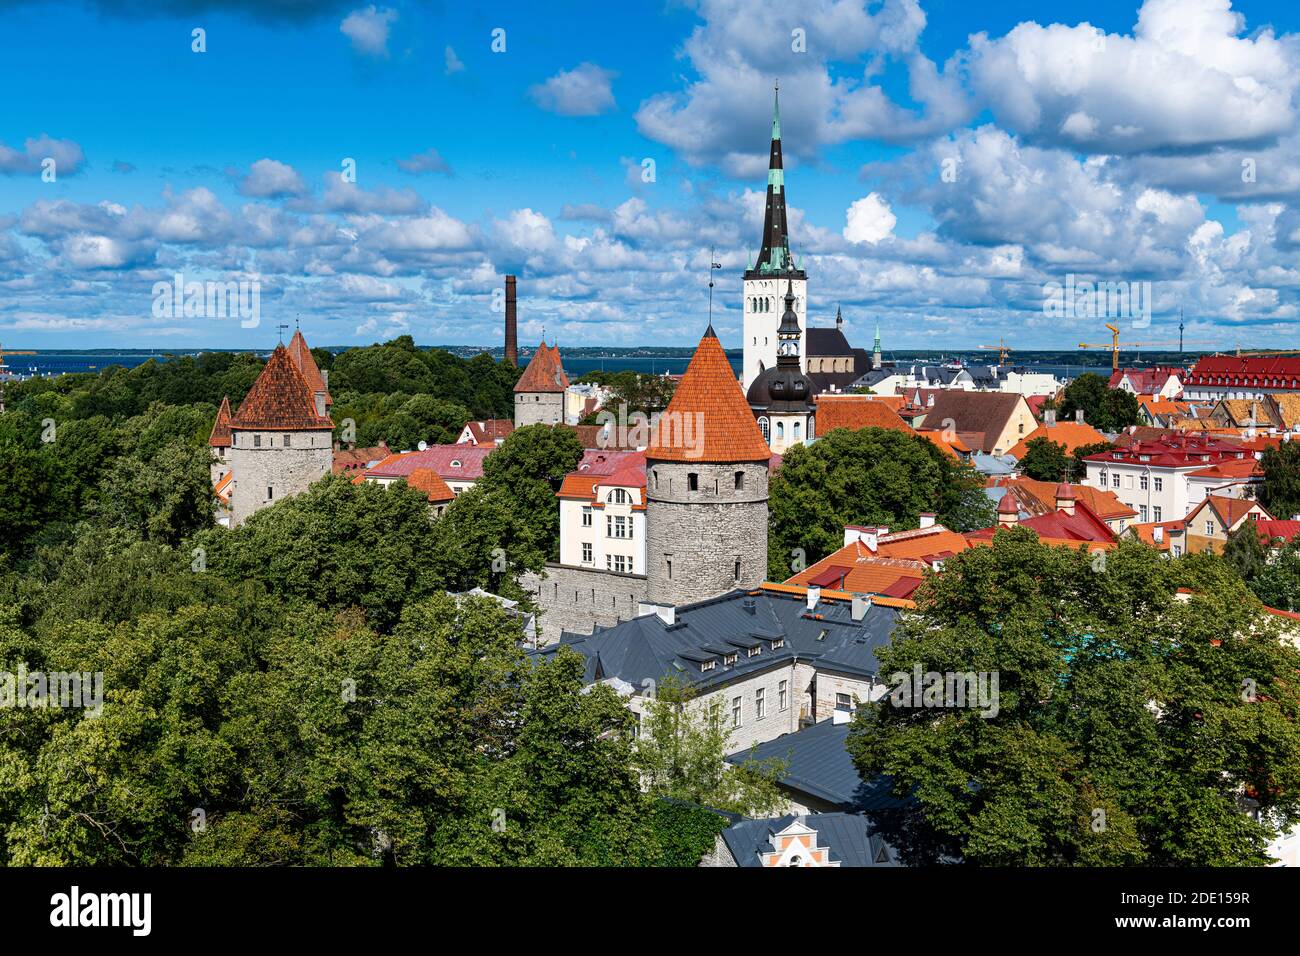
(1189, 495), (1271, 529)
(286, 330), (331, 406)
(230, 344), (334, 431)
(213, 470), (233, 505)
(514, 342), (569, 393)
(1127, 519), (1185, 550)
(990, 476), (1136, 520)
(1005, 420), (1106, 459)
(813, 395), (914, 435)
(209, 395), (233, 447)
(404, 467), (456, 503)
(757, 582), (917, 610)
(916, 429), (971, 458)
(644, 327), (771, 463)
(1186, 457), (1263, 479)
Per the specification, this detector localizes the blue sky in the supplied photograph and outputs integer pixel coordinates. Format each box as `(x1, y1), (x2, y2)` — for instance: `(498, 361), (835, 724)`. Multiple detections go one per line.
(1, 0), (1298, 351)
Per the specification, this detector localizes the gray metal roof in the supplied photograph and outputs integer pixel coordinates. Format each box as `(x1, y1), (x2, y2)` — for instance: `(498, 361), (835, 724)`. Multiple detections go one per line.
(725, 717), (906, 811)
(720, 812), (898, 867)
(528, 588), (902, 692)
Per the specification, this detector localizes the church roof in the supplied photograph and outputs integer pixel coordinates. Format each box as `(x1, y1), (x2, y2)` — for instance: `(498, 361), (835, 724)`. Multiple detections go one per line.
(514, 342), (569, 393)
(229, 344), (334, 431)
(287, 330), (331, 406)
(209, 395), (233, 447)
(646, 327), (771, 463)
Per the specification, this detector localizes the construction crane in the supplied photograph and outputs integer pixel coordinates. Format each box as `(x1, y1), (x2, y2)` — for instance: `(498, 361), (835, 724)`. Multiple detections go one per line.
(0, 342), (37, 414)
(1078, 323), (1214, 372)
(976, 339), (1012, 364)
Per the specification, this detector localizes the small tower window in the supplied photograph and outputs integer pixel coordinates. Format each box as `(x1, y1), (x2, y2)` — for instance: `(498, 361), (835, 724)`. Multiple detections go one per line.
(267, 486), (273, 500)
(734, 471), (744, 490)
(283, 434), (292, 447)
(687, 473), (699, 491)
(734, 558), (742, 581)
(665, 557), (672, 579)
(253, 434), (262, 448)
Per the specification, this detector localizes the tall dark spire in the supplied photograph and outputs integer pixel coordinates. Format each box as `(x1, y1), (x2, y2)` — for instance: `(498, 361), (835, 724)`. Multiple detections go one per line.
(747, 80), (804, 280)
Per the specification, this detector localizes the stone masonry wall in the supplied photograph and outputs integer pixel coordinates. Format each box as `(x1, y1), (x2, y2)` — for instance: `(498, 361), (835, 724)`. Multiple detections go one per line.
(525, 562), (649, 645)
(228, 428), (333, 526)
(514, 392), (564, 427)
(645, 460), (768, 605)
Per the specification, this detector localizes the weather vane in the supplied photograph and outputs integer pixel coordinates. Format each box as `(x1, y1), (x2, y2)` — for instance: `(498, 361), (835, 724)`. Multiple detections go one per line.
(277, 323), (289, 344)
(707, 247), (722, 325)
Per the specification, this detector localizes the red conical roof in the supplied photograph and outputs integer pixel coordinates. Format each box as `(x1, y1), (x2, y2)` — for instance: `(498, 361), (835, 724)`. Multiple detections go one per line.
(997, 491), (1019, 515)
(230, 344), (334, 431)
(645, 327), (771, 463)
(209, 395), (233, 447)
(513, 341), (569, 393)
(287, 329), (331, 406)
(1054, 482), (1075, 501)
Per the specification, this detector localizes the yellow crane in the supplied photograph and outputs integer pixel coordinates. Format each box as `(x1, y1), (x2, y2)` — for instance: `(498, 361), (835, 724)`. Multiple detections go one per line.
(1234, 347), (1300, 357)
(0, 342), (37, 414)
(976, 339), (1012, 364)
(1078, 323), (1213, 372)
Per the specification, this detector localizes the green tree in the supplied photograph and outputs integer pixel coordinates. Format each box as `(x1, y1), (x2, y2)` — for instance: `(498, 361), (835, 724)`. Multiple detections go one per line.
(1245, 537), (1300, 611)
(847, 530), (1300, 865)
(0, 446), (70, 557)
(1059, 373), (1140, 431)
(1017, 437), (1072, 482)
(1071, 440), (1115, 480)
(1260, 440), (1300, 520)
(634, 677), (787, 817)
(1223, 520), (1268, 584)
(478, 423), (583, 561)
(767, 427), (988, 578)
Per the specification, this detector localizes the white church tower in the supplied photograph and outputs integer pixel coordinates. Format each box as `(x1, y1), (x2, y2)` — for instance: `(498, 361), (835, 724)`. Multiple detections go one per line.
(743, 83), (806, 393)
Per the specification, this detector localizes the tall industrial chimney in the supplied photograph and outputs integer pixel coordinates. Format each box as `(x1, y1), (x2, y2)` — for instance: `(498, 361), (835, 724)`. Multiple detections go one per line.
(504, 275), (518, 367)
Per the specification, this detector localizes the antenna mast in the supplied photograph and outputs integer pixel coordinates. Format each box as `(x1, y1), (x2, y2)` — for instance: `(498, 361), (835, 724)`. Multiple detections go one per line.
(707, 247), (722, 325)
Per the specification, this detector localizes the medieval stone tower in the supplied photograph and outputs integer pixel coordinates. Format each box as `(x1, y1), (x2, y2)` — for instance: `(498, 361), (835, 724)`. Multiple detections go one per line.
(225, 331), (334, 526)
(514, 340), (568, 427)
(645, 325), (771, 605)
(743, 83), (806, 392)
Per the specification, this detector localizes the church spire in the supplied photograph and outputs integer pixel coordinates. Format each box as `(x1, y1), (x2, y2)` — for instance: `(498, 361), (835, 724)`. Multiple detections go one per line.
(747, 81), (803, 280)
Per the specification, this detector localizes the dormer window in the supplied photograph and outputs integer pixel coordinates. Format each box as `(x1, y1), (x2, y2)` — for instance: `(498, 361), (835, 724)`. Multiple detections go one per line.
(724, 653), (738, 666)
(450, 460), (461, 468)
(700, 660), (715, 672)
(747, 646), (761, 657)
(770, 638), (784, 649)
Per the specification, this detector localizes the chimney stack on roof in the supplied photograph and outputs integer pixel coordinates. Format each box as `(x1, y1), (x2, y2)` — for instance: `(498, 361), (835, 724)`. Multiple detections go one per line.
(997, 491), (1019, 527)
(806, 586), (821, 611)
(1044, 408), (1057, 426)
(919, 512), (936, 530)
(504, 275), (518, 367)
(851, 594), (870, 621)
(1075, 409), (1085, 423)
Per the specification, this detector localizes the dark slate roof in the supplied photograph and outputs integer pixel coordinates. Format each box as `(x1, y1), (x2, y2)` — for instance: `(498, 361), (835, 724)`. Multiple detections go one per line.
(725, 717), (907, 811)
(806, 327), (853, 357)
(528, 588), (902, 692)
(720, 812), (898, 867)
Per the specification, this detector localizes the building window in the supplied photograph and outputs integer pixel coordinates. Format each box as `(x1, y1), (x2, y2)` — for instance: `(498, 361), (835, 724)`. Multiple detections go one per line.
(1172, 545), (1182, 557)
(771, 638), (784, 649)
(582, 507), (592, 527)
(746, 646), (761, 657)
(607, 515), (630, 539)
(808, 415), (815, 439)
(734, 471), (744, 491)
(581, 543), (592, 563)
(267, 486), (274, 500)
(1112, 474), (1120, 488)
(755, 688), (766, 720)
(776, 422), (784, 439)
(734, 558), (742, 581)
(1154, 477), (1163, 492)
(724, 652), (738, 666)
(731, 696), (742, 728)
(701, 660), (715, 672)
(835, 693), (853, 712)
(1139, 505), (1148, 522)
(284, 434), (292, 447)
(606, 554), (629, 574)
(609, 488), (630, 504)
(1205, 520), (1214, 536)
(687, 473), (699, 492)
(253, 434), (262, 448)
(779, 680), (788, 711)
(665, 557), (672, 579)
(758, 417), (770, 442)
(1140, 475), (1148, 490)
(1154, 506), (1162, 522)
(793, 421), (801, 440)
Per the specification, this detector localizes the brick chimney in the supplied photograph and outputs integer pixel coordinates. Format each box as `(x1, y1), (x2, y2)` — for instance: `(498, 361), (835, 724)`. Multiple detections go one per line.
(504, 275), (518, 367)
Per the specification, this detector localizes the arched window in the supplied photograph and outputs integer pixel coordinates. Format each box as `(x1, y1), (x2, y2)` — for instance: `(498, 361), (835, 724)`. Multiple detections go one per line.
(776, 422), (785, 439)
(808, 415), (815, 440)
(793, 421), (801, 440)
(608, 488), (630, 504)
(758, 417), (770, 442)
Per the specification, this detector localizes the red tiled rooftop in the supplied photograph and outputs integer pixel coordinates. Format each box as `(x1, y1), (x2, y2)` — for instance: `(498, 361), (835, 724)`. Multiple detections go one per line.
(514, 342), (569, 393)
(209, 395), (233, 447)
(363, 444), (493, 481)
(229, 344), (334, 431)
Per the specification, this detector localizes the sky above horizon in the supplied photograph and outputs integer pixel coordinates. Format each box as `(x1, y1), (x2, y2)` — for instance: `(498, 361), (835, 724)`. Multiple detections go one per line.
(1, 0), (1299, 352)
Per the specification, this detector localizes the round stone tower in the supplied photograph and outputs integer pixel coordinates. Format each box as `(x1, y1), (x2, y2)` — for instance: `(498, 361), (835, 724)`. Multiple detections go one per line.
(645, 325), (772, 606)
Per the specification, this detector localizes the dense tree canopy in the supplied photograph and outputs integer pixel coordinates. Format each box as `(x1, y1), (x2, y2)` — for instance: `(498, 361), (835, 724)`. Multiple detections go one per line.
(1016, 437), (1072, 482)
(848, 531), (1300, 865)
(1059, 373), (1140, 432)
(1260, 440), (1300, 521)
